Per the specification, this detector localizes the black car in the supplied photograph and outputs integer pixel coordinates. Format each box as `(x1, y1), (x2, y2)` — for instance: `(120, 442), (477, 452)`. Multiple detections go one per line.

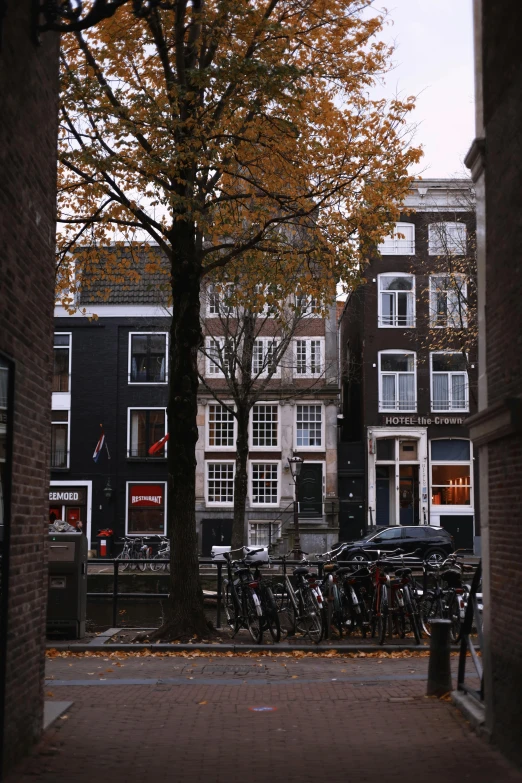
(340, 525), (454, 565)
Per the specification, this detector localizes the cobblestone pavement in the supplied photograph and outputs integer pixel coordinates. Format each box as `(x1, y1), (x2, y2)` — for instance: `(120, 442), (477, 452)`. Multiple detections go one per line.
(5, 654), (521, 783)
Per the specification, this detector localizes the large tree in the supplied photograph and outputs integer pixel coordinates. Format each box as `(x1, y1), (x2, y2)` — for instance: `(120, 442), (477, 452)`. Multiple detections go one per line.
(57, 0), (421, 639)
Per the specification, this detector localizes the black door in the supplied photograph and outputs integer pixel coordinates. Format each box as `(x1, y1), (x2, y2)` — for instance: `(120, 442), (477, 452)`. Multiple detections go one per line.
(440, 516), (474, 551)
(201, 518), (232, 557)
(339, 502), (365, 541)
(298, 463), (323, 517)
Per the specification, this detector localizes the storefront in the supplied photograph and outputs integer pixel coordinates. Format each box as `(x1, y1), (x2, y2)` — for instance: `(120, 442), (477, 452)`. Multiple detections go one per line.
(126, 481), (167, 535)
(49, 481), (92, 542)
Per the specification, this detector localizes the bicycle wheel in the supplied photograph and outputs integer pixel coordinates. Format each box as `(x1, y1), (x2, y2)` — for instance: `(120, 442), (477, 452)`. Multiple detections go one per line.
(150, 554), (165, 572)
(263, 587), (281, 643)
(294, 588), (323, 643)
(378, 589), (388, 645)
(137, 553), (148, 572)
(273, 581), (296, 635)
(118, 552), (131, 572)
(222, 583), (237, 631)
(420, 591), (440, 636)
(404, 590), (421, 644)
(245, 590), (263, 644)
(447, 593), (462, 642)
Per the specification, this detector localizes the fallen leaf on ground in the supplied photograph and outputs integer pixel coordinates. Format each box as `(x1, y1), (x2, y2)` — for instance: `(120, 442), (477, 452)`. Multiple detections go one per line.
(46, 692), (54, 697)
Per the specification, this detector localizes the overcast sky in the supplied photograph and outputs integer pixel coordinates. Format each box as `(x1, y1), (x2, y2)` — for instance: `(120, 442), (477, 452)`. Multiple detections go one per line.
(376, 0), (475, 178)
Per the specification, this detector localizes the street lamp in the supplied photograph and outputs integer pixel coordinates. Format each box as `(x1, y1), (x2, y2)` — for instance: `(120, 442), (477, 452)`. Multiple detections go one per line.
(288, 456), (303, 558)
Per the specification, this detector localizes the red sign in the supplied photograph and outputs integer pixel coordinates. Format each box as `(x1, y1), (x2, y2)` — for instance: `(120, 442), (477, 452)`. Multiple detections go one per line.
(129, 484), (164, 507)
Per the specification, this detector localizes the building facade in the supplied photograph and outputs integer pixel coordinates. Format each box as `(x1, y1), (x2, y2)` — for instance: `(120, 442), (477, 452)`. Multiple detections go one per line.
(52, 250), (340, 556)
(339, 180), (479, 552)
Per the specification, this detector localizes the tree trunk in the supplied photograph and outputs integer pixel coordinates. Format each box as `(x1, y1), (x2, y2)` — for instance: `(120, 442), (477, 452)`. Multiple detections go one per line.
(148, 225), (210, 641)
(231, 407), (249, 551)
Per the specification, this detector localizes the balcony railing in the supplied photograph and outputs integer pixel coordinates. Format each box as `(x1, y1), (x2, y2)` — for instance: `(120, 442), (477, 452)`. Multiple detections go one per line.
(379, 400), (417, 412)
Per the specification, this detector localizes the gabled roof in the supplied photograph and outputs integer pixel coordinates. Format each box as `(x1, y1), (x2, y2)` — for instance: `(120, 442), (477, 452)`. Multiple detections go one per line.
(77, 244), (170, 305)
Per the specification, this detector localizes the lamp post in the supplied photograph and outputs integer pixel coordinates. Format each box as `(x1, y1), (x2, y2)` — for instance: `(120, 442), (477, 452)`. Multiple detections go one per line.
(288, 455), (303, 558)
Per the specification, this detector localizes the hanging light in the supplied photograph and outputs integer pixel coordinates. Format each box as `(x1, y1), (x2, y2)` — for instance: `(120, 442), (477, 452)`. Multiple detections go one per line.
(288, 456), (303, 481)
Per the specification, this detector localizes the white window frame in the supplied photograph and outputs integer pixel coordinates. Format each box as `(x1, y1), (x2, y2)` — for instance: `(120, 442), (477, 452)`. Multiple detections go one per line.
(294, 403), (324, 451)
(125, 480), (167, 536)
(207, 283), (234, 317)
(430, 352), (469, 413)
(377, 273), (416, 328)
(430, 439), (473, 510)
(294, 337), (324, 378)
(429, 275), (468, 329)
(127, 407), (167, 458)
(378, 222), (415, 255)
(205, 337), (233, 378)
(249, 461), (281, 507)
(248, 521), (282, 547)
(51, 409), (70, 469)
(128, 332), (168, 385)
(378, 350), (417, 413)
(428, 222), (467, 256)
(53, 332), (72, 393)
(295, 293), (321, 317)
(205, 461), (235, 506)
(249, 402), (280, 450)
(206, 403), (236, 450)
(252, 337), (281, 378)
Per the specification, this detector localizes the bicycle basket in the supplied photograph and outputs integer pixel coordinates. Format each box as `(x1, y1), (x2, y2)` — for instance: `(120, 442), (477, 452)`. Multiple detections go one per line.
(441, 568), (462, 588)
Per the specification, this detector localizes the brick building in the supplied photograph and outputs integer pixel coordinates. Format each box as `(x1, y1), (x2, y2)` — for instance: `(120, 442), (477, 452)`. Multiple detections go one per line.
(52, 248), (340, 555)
(338, 180), (478, 551)
(465, 0), (522, 766)
(0, 1), (60, 774)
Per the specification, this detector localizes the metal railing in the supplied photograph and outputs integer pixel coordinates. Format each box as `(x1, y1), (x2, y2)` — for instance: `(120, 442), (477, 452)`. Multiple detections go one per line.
(457, 560), (483, 702)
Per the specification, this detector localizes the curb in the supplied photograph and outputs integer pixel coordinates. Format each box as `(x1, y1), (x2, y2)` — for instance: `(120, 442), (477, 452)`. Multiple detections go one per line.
(46, 641), (464, 654)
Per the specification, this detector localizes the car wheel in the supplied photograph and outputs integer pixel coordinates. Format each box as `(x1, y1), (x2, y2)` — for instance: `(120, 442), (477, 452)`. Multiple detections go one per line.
(425, 549), (446, 566)
(348, 553), (366, 563)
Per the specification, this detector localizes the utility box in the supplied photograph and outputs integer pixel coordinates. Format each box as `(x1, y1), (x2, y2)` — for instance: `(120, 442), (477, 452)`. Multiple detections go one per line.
(47, 532), (87, 639)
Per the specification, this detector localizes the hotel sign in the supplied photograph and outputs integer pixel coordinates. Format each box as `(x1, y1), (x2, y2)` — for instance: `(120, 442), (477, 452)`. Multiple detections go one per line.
(382, 415), (465, 426)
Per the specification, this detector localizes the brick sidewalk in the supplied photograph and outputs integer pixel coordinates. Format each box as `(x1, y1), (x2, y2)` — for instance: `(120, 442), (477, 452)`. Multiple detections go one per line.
(5, 655), (521, 783)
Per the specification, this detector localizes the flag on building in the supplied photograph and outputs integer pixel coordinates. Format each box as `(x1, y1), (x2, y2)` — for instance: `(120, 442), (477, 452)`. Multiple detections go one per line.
(93, 428), (107, 462)
(148, 432), (169, 455)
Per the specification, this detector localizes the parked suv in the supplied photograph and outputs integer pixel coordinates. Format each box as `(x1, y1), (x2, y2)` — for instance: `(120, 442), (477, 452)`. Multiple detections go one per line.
(341, 525), (454, 565)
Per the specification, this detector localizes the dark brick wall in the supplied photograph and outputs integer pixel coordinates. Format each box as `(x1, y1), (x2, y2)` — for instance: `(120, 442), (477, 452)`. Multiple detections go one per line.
(0, 1), (60, 774)
(480, 1), (522, 765)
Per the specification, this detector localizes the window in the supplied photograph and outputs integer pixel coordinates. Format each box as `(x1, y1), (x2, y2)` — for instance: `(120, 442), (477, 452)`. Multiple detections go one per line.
(129, 333), (167, 383)
(206, 337), (233, 377)
(207, 283), (234, 317)
(207, 404), (235, 448)
(251, 404), (278, 448)
(295, 293), (320, 315)
(252, 338), (280, 377)
(251, 463), (279, 505)
(128, 409), (166, 458)
(376, 438), (395, 461)
(127, 482), (166, 535)
(378, 223), (415, 255)
(407, 528), (428, 539)
(249, 522), (281, 547)
(431, 353), (468, 412)
(428, 222), (467, 255)
(375, 527), (402, 540)
(296, 404), (323, 447)
(51, 410), (69, 468)
(379, 352), (416, 412)
(53, 333), (71, 392)
(295, 339), (323, 377)
(378, 275), (415, 327)
(431, 439), (471, 506)
(206, 462), (235, 504)
(429, 275), (468, 328)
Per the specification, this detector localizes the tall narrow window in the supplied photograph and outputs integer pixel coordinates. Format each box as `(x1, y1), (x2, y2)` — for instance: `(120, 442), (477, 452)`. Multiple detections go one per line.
(431, 353), (468, 412)
(431, 440), (471, 506)
(378, 223), (415, 255)
(51, 410), (69, 468)
(251, 463), (279, 505)
(295, 293), (320, 315)
(379, 352), (416, 412)
(207, 283), (234, 316)
(252, 338), (279, 377)
(295, 339), (323, 377)
(128, 409), (166, 457)
(429, 275), (468, 328)
(53, 334), (71, 392)
(207, 404), (235, 447)
(207, 463), (235, 504)
(129, 333), (167, 383)
(428, 222), (467, 255)
(252, 404), (278, 447)
(378, 275), (415, 327)
(206, 338), (233, 377)
(296, 404), (323, 447)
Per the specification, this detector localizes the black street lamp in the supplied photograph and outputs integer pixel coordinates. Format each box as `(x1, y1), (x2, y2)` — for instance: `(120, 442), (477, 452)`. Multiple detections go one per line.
(288, 455), (303, 558)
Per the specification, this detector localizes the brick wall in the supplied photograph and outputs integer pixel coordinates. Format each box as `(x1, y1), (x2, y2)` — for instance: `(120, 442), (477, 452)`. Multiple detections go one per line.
(0, 1), (59, 774)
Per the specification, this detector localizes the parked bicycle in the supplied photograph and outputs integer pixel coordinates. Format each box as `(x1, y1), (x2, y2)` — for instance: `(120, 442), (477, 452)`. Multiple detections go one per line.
(273, 554), (324, 642)
(420, 552), (471, 641)
(222, 548), (280, 644)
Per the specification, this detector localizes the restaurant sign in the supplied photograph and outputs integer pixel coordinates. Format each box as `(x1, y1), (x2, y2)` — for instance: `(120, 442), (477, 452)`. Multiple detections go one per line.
(382, 415), (465, 426)
(129, 484), (164, 507)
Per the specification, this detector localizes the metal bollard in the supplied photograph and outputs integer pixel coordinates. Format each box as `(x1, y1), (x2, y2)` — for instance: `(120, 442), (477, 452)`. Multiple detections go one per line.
(427, 618), (452, 696)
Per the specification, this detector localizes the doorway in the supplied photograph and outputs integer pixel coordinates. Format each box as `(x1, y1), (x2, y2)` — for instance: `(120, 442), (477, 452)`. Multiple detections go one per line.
(399, 465), (419, 526)
(201, 518), (232, 557)
(298, 463), (323, 518)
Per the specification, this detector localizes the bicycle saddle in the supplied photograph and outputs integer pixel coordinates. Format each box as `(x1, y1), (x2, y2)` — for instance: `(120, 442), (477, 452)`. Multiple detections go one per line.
(293, 567), (310, 575)
(395, 567), (413, 577)
(323, 563), (339, 572)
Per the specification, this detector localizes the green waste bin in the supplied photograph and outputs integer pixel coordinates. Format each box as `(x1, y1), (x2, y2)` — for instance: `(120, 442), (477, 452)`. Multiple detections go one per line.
(47, 532), (87, 639)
